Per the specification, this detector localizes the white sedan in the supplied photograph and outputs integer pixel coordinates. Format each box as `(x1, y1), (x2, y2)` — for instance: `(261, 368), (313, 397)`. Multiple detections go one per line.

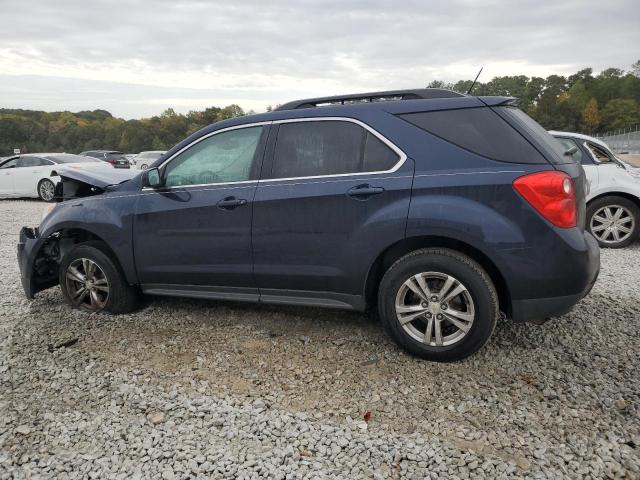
(0, 153), (113, 202)
(551, 131), (640, 248)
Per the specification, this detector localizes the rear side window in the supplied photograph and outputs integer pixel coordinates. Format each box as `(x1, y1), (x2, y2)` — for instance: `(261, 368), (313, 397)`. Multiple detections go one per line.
(272, 120), (399, 178)
(498, 107), (567, 163)
(400, 107), (546, 164)
(17, 157), (50, 167)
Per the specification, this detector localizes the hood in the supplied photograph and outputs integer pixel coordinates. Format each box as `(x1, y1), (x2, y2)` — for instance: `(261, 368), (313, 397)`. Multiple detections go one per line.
(51, 165), (140, 189)
(51, 165), (140, 201)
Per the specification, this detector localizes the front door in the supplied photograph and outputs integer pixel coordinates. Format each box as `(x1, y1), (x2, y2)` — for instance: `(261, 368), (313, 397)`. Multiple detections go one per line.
(12, 157), (53, 196)
(134, 124), (269, 300)
(252, 119), (413, 309)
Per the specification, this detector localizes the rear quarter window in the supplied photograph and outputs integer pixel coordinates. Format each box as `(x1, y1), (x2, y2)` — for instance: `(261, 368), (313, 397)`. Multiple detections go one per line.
(399, 107), (547, 164)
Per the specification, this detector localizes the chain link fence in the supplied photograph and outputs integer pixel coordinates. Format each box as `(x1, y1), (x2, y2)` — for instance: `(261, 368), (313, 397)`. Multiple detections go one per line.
(596, 126), (640, 154)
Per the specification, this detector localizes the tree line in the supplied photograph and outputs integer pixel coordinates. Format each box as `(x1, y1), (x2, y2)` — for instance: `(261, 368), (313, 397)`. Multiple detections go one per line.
(1, 62), (639, 156)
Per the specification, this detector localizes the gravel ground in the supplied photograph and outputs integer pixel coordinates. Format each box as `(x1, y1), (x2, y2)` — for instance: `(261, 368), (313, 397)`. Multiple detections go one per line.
(1, 199), (638, 479)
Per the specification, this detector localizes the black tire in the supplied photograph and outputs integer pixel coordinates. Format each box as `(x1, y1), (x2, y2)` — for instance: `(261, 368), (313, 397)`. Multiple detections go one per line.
(587, 196), (640, 248)
(377, 248), (498, 362)
(37, 178), (56, 202)
(59, 242), (139, 314)
(140, 164), (148, 170)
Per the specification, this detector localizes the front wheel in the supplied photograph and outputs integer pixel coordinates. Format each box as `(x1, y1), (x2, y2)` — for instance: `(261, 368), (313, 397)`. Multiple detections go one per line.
(38, 179), (56, 202)
(140, 164), (148, 170)
(59, 243), (139, 314)
(378, 248), (498, 362)
(587, 196), (639, 248)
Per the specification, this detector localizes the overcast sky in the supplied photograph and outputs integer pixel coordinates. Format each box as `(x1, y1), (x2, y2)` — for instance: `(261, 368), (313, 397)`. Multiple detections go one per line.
(0, 0), (638, 118)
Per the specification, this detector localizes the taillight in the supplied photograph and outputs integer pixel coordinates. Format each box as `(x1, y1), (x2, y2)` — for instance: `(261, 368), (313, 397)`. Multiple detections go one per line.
(513, 171), (576, 228)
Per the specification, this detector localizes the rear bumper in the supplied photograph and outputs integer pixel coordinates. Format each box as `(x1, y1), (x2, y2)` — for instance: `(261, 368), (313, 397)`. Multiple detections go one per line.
(511, 231), (600, 322)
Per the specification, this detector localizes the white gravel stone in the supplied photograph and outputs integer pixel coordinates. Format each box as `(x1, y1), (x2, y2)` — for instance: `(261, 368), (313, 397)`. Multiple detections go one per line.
(0, 200), (639, 479)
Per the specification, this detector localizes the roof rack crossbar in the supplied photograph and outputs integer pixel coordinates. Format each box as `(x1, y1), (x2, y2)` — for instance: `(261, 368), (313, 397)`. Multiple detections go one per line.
(274, 88), (465, 111)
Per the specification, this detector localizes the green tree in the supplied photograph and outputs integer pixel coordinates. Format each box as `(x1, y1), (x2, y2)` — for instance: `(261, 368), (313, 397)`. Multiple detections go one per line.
(600, 99), (640, 131)
(580, 98), (600, 133)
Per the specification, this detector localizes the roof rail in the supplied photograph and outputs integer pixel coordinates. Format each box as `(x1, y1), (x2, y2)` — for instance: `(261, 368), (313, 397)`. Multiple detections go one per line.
(274, 88), (465, 111)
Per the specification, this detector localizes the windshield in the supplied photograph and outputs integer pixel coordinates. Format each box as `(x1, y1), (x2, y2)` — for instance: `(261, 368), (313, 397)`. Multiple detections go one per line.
(105, 152), (126, 161)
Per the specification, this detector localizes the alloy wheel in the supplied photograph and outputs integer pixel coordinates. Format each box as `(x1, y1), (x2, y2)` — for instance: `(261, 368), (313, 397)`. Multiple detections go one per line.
(395, 272), (475, 347)
(39, 180), (55, 201)
(65, 258), (110, 311)
(590, 205), (635, 245)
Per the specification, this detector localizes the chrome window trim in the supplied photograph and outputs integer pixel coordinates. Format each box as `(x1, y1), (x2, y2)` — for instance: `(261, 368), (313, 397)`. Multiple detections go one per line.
(146, 117), (408, 190)
(263, 116), (407, 183)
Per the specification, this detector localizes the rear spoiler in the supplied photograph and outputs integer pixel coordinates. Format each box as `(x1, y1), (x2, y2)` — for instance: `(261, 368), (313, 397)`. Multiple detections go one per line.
(478, 96), (520, 107)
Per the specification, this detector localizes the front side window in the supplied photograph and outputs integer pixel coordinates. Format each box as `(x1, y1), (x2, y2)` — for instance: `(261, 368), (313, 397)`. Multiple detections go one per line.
(555, 137), (584, 164)
(585, 142), (615, 163)
(0, 158), (16, 169)
(271, 120), (399, 178)
(164, 126), (264, 187)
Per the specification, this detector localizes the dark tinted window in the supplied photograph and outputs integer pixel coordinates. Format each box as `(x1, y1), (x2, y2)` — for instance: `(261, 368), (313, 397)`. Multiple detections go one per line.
(17, 157), (50, 167)
(400, 107), (546, 164)
(105, 152), (125, 161)
(554, 137), (584, 164)
(272, 121), (399, 178)
(498, 107), (567, 163)
(363, 132), (399, 171)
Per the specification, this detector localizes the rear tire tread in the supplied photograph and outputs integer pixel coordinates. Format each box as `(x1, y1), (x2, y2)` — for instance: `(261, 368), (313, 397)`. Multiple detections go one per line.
(377, 248), (499, 362)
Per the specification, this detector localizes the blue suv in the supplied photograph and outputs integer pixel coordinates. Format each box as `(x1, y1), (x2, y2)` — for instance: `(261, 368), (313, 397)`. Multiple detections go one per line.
(17, 89), (600, 361)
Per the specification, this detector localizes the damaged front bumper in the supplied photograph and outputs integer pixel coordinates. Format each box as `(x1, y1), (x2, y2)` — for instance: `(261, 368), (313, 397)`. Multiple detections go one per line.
(17, 226), (59, 298)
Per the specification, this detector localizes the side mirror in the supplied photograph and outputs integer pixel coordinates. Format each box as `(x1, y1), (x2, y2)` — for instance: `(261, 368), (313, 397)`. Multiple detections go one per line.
(143, 167), (162, 188)
(564, 146), (578, 157)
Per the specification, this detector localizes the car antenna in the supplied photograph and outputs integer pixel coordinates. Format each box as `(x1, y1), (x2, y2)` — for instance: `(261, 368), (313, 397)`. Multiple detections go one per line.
(466, 67), (483, 95)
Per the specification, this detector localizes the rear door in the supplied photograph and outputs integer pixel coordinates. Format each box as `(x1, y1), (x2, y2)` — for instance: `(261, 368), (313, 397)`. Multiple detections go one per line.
(0, 157), (17, 195)
(134, 124), (269, 298)
(252, 118), (413, 308)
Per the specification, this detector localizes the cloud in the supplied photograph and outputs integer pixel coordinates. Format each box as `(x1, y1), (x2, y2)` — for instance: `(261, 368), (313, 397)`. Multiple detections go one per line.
(0, 0), (638, 117)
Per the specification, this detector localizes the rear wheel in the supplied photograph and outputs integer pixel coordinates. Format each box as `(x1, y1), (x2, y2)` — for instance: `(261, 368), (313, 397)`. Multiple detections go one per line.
(378, 248), (498, 362)
(140, 163), (148, 170)
(59, 243), (139, 314)
(38, 179), (55, 202)
(587, 196), (639, 248)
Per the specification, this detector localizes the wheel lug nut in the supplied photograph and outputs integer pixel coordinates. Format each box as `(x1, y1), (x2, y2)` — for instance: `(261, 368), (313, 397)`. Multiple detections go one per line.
(425, 312), (432, 319)
(421, 302), (428, 308)
(436, 314), (443, 320)
(430, 296), (438, 302)
(441, 303), (448, 310)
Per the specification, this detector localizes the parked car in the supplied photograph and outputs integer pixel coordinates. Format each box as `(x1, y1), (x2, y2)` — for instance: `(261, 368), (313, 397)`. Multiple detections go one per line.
(550, 131), (640, 248)
(18, 89), (599, 361)
(124, 154), (137, 165)
(0, 153), (109, 201)
(134, 151), (166, 170)
(79, 150), (130, 169)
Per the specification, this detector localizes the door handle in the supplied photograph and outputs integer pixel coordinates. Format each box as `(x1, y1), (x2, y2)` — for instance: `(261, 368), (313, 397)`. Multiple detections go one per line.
(217, 196), (247, 210)
(347, 184), (385, 199)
